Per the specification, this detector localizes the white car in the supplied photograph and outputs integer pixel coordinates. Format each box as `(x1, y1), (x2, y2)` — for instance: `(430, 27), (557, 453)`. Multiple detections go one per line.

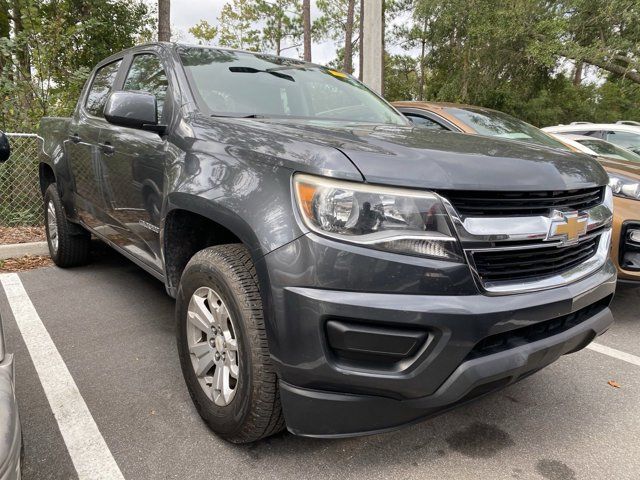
(543, 122), (640, 155)
(0, 312), (21, 480)
(549, 133), (640, 163)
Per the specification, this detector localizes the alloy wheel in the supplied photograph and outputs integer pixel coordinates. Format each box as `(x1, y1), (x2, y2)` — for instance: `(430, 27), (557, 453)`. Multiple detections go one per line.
(47, 200), (58, 254)
(186, 286), (240, 406)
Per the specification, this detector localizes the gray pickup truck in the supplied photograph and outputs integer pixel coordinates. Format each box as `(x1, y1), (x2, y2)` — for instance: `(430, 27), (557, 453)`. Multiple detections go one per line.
(39, 42), (616, 443)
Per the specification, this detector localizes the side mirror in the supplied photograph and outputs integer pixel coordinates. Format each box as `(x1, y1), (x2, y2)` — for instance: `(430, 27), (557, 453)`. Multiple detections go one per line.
(104, 91), (165, 133)
(0, 131), (10, 163)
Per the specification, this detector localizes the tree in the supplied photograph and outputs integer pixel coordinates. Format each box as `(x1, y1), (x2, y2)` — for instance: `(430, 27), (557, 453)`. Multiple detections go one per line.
(534, 0), (640, 85)
(0, 0), (153, 131)
(254, 0), (302, 55)
(302, 0), (311, 61)
(389, 0), (430, 99)
(358, 0), (363, 78)
(158, 0), (171, 41)
(315, 0), (361, 73)
(217, 0), (260, 50)
(189, 20), (218, 45)
(342, 0), (355, 73)
(383, 0), (640, 125)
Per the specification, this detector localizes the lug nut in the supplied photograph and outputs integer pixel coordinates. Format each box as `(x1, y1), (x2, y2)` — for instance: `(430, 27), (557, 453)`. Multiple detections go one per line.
(215, 352), (220, 360)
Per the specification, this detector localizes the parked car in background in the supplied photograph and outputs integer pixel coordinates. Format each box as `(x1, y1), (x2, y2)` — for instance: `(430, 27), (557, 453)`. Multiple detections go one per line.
(550, 134), (640, 164)
(39, 44), (616, 442)
(543, 123), (640, 155)
(550, 133), (640, 284)
(0, 132), (22, 480)
(392, 101), (573, 151)
(0, 312), (21, 480)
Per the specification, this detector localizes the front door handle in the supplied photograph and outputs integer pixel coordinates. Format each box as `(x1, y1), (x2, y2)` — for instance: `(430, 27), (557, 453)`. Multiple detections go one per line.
(69, 133), (81, 144)
(99, 142), (115, 155)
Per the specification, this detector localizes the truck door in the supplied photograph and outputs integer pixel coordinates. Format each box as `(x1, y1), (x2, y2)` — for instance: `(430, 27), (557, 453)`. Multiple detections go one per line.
(66, 59), (122, 229)
(98, 52), (169, 271)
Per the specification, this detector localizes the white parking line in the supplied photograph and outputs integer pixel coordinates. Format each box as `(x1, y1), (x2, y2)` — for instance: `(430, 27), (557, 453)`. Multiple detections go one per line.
(587, 342), (640, 367)
(0, 273), (125, 480)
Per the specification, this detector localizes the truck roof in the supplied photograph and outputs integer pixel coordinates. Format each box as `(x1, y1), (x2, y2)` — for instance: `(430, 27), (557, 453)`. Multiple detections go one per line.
(97, 41), (320, 72)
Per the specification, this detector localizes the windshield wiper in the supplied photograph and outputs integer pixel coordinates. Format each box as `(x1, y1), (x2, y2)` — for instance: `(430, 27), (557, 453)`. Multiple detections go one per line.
(228, 66), (295, 82)
(211, 113), (267, 119)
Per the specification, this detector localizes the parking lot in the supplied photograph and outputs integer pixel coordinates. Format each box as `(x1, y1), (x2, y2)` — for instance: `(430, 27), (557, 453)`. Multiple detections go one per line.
(1, 245), (639, 480)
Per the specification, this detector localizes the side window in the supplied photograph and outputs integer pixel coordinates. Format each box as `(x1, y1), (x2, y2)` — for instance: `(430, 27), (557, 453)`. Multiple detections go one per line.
(405, 114), (447, 130)
(607, 131), (640, 149)
(123, 54), (169, 119)
(85, 60), (122, 117)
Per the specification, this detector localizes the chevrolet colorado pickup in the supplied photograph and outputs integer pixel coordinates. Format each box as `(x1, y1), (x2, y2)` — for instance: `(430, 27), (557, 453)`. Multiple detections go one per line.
(38, 43), (616, 443)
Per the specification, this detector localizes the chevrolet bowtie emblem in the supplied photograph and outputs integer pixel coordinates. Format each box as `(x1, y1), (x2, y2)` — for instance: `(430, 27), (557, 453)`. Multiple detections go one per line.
(546, 210), (589, 245)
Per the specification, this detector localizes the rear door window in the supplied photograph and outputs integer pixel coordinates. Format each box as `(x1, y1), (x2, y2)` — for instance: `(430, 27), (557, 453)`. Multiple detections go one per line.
(85, 60), (122, 117)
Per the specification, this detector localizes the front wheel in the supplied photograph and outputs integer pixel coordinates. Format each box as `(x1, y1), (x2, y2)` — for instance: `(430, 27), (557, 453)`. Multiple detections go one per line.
(44, 184), (91, 267)
(176, 244), (284, 443)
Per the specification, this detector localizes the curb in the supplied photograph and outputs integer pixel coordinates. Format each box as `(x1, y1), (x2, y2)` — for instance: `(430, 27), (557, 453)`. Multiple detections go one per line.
(0, 241), (49, 260)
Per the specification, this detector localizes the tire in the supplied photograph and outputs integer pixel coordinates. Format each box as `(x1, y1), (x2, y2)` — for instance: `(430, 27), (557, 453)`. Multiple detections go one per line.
(44, 184), (91, 267)
(176, 244), (284, 443)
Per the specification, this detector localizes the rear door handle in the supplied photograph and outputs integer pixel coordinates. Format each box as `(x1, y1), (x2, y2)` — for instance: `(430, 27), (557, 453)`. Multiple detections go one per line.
(99, 142), (115, 155)
(69, 133), (81, 143)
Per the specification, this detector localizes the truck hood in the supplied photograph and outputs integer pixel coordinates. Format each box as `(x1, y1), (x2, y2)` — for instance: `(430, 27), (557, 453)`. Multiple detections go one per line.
(205, 117), (609, 190)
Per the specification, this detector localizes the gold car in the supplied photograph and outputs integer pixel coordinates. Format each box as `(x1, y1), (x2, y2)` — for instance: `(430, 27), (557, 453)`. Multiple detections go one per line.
(394, 101), (640, 284)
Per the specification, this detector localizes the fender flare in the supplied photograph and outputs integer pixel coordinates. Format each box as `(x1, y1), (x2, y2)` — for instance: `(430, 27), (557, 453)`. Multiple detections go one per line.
(162, 192), (274, 304)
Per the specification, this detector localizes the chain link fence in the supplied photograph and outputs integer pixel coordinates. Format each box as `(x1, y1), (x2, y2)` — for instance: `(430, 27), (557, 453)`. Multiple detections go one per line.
(0, 133), (43, 226)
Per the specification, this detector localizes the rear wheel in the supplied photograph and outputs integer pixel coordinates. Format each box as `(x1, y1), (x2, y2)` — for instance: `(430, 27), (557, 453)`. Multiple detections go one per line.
(176, 244), (284, 443)
(44, 184), (91, 267)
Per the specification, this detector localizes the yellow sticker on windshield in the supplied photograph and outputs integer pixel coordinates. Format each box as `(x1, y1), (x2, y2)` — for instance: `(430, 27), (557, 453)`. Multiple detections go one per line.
(327, 69), (348, 78)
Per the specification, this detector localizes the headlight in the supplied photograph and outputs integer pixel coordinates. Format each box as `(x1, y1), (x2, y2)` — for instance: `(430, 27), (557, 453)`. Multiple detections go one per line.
(609, 174), (640, 200)
(293, 174), (462, 260)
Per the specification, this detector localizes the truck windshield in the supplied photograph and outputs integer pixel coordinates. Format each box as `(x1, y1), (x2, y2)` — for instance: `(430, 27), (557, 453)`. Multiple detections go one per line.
(178, 46), (407, 125)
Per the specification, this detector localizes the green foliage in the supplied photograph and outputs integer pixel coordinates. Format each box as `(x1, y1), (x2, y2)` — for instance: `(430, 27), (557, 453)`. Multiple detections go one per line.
(314, 0), (359, 71)
(0, 0), (153, 132)
(314, 0), (355, 43)
(193, 1), (302, 55)
(217, 0), (261, 50)
(254, 0), (302, 55)
(385, 0), (640, 126)
(189, 20), (218, 45)
(384, 54), (419, 101)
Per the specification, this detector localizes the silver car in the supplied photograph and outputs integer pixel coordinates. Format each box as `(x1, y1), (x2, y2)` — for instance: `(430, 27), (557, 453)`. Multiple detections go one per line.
(0, 313), (21, 480)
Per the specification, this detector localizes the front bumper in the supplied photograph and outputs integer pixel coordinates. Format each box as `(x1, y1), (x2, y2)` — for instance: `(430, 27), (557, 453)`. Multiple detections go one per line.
(262, 233), (617, 437)
(611, 196), (640, 283)
(0, 354), (21, 480)
(280, 304), (612, 437)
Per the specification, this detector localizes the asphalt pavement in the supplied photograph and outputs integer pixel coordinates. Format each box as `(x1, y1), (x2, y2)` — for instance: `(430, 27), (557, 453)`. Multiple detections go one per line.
(1, 246), (639, 480)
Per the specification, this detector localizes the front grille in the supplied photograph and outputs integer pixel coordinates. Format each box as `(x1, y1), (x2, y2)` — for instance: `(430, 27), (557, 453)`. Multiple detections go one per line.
(472, 235), (600, 283)
(442, 187), (604, 216)
(465, 295), (612, 361)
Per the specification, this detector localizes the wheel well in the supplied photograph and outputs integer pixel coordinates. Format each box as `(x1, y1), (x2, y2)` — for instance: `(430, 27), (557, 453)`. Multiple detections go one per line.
(164, 209), (242, 293)
(39, 163), (56, 195)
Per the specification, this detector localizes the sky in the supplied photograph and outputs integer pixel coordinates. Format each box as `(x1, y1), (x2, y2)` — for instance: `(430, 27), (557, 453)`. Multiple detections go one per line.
(162, 0), (340, 65)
